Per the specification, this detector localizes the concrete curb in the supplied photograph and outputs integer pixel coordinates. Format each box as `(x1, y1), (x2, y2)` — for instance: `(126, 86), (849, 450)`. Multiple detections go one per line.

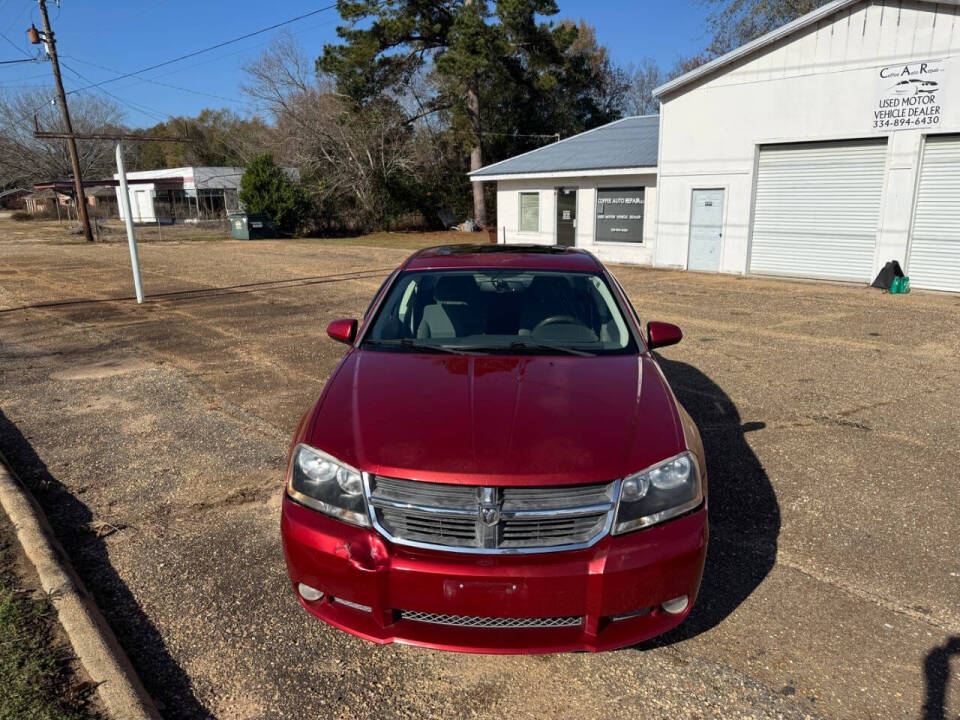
(0, 452), (162, 720)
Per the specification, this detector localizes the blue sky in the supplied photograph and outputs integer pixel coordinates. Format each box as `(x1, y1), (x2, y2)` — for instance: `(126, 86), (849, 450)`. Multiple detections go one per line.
(0, 0), (712, 128)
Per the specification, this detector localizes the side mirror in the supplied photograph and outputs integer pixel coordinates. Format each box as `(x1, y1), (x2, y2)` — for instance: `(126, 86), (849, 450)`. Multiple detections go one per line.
(647, 321), (682, 350)
(326, 318), (358, 345)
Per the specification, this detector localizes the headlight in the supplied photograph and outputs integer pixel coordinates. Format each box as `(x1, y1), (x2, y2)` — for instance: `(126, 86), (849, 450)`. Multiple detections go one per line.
(613, 452), (702, 534)
(287, 444), (369, 527)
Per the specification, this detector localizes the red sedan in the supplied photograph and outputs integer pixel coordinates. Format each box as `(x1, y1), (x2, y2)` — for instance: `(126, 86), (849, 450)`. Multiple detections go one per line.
(281, 244), (707, 653)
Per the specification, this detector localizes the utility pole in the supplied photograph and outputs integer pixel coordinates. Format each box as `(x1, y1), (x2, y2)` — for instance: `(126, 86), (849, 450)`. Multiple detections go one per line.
(32, 0), (94, 243)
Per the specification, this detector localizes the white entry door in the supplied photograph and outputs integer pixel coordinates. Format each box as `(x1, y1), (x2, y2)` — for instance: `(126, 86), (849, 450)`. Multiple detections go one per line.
(134, 190), (151, 222)
(688, 189), (724, 272)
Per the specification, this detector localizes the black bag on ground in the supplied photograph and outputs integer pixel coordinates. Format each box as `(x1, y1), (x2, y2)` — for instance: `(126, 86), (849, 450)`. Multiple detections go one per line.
(871, 260), (904, 290)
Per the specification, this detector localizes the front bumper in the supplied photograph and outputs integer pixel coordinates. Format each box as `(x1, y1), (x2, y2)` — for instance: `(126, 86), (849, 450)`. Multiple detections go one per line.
(281, 496), (707, 653)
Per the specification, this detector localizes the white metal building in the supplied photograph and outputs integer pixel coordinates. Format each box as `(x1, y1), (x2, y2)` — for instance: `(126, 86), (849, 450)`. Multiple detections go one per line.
(114, 166), (244, 223)
(476, 0), (960, 293)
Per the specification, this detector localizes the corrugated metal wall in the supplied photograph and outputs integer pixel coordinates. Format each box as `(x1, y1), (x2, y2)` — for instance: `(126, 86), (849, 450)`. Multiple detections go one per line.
(749, 139), (887, 282)
(908, 134), (960, 293)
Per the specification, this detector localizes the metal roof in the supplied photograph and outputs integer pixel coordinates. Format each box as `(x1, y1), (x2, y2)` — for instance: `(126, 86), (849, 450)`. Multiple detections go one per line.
(653, 0), (952, 99)
(88, 186), (119, 197)
(469, 116), (659, 178)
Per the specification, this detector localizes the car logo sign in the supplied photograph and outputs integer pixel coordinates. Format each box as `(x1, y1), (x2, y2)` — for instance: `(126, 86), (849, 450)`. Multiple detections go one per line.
(480, 506), (500, 526)
(478, 487), (500, 526)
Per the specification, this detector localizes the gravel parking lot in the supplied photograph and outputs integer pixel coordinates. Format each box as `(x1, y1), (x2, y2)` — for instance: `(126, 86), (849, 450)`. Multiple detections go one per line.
(0, 232), (958, 719)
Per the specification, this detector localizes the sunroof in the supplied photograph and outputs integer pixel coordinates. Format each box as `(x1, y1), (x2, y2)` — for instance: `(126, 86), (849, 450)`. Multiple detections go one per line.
(423, 244), (574, 256)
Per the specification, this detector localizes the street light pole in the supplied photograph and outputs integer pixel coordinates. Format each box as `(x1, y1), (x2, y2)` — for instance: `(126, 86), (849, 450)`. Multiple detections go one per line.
(34, 0), (94, 243)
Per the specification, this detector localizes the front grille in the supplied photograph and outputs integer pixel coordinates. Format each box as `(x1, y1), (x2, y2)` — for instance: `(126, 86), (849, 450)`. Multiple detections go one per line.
(501, 514), (606, 547)
(367, 476), (616, 553)
(400, 610), (583, 629)
(378, 507), (477, 547)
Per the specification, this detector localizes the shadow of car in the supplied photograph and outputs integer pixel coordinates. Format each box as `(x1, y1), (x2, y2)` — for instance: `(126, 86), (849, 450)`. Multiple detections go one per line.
(634, 356), (780, 648)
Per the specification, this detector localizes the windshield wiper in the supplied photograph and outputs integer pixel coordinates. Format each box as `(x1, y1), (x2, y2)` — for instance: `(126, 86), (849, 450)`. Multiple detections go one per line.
(508, 340), (595, 357)
(364, 339), (470, 355)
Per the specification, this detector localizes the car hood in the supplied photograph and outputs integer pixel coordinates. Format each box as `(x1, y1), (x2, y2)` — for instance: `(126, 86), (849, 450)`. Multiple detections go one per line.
(307, 351), (685, 486)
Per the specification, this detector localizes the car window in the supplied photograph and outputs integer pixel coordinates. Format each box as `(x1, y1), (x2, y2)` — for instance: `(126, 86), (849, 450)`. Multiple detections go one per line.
(363, 271), (397, 319)
(363, 269), (638, 356)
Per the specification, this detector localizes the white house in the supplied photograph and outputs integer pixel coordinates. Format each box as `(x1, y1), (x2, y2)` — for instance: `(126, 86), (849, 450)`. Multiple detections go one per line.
(474, 0), (960, 293)
(469, 116), (660, 267)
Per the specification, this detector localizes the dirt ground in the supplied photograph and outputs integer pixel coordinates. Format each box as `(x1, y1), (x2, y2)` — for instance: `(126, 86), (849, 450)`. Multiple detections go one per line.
(0, 511), (104, 719)
(0, 228), (957, 719)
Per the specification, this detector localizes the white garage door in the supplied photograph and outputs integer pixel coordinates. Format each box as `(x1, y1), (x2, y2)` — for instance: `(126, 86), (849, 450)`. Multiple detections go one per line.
(908, 135), (960, 293)
(749, 140), (887, 282)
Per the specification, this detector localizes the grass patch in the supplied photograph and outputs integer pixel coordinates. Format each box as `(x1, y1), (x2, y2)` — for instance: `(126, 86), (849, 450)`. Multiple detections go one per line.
(292, 230), (489, 251)
(0, 216), (490, 249)
(0, 518), (100, 720)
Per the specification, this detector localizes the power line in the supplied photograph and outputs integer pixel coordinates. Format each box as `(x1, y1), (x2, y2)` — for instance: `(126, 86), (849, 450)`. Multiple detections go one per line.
(125, 14), (344, 82)
(58, 61), (258, 168)
(8, 4), (350, 130)
(1, 56), (36, 65)
(1, 69), (46, 81)
(61, 55), (258, 111)
(59, 60), (170, 123)
(0, 27), (32, 58)
(3, 2), (32, 36)
(482, 131), (561, 140)
(64, 4), (339, 97)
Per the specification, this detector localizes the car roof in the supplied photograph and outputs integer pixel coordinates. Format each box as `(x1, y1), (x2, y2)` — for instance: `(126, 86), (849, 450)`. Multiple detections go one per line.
(403, 244), (602, 272)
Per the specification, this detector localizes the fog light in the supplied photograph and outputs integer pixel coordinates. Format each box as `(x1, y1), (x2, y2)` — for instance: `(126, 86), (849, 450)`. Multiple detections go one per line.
(662, 595), (689, 614)
(298, 583), (324, 602)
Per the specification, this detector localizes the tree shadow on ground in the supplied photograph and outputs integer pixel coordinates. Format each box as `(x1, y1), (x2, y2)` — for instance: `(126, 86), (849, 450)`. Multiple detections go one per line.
(635, 356), (781, 648)
(923, 636), (960, 720)
(0, 409), (211, 720)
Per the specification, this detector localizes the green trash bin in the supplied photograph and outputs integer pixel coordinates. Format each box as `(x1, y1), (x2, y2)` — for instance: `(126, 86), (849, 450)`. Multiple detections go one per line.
(228, 212), (278, 240)
(890, 276), (911, 294)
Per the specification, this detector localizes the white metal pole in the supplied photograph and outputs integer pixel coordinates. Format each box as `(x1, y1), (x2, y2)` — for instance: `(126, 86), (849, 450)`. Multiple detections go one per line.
(115, 143), (144, 304)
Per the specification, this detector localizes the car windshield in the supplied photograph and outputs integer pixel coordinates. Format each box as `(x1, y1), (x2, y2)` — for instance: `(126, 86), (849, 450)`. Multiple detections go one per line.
(363, 269), (637, 356)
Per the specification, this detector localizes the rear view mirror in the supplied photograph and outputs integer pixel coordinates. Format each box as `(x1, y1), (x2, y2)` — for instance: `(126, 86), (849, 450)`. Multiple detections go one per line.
(327, 318), (358, 345)
(647, 321), (682, 350)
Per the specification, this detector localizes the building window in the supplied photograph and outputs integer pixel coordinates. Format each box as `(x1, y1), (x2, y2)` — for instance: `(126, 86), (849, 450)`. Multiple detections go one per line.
(596, 187), (644, 243)
(519, 192), (540, 232)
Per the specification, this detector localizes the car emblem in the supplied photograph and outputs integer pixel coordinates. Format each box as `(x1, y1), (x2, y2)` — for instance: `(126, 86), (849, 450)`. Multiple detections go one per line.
(478, 487), (501, 526)
(480, 506), (500, 526)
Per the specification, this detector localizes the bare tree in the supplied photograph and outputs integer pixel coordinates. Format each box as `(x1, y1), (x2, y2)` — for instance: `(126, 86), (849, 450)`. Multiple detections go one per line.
(704, 0), (831, 55)
(243, 35), (419, 229)
(0, 90), (123, 189)
(626, 58), (664, 116)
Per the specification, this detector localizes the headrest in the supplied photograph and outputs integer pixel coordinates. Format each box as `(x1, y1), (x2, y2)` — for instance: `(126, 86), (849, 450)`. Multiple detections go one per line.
(435, 275), (477, 303)
(527, 275), (570, 298)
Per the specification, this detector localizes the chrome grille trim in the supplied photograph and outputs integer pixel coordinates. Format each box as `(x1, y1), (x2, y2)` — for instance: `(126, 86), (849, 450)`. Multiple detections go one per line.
(364, 475), (619, 554)
(399, 611), (583, 628)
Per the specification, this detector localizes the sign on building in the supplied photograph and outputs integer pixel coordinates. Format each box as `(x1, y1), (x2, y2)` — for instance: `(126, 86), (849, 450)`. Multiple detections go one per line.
(596, 187), (644, 243)
(873, 58), (951, 132)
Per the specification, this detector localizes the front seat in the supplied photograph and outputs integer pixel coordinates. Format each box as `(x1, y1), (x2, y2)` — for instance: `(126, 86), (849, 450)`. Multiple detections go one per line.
(417, 275), (483, 339)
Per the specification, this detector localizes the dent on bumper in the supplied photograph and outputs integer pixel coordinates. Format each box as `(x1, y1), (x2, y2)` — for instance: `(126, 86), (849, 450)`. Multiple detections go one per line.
(281, 496), (707, 653)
